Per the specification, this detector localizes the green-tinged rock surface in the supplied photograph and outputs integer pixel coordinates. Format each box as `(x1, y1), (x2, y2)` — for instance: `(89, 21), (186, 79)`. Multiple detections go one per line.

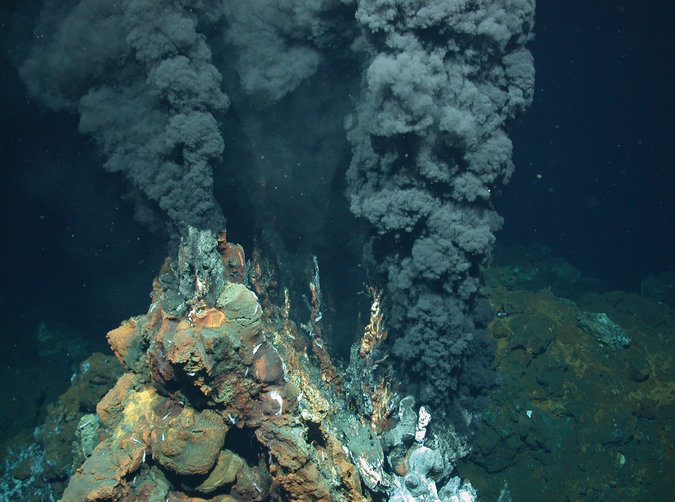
(577, 311), (631, 349)
(458, 266), (675, 500)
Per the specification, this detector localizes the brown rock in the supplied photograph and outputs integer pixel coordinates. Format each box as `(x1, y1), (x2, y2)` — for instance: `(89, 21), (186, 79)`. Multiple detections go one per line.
(216, 282), (263, 351)
(60, 435), (143, 502)
(253, 343), (284, 383)
(218, 232), (246, 283)
(283, 463), (331, 502)
(193, 308), (226, 328)
(96, 372), (135, 430)
(166, 327), (211, 374)
(151, 408), (227, 476)
(195, 449), (244, 494)
(107, 318), (139, 364)
(327, 437), (364, 497)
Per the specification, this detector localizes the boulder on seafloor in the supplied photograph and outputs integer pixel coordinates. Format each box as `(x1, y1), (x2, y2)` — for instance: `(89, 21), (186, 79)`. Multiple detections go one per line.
(150, 407), (227, 476)
(577, 311), (631, 349)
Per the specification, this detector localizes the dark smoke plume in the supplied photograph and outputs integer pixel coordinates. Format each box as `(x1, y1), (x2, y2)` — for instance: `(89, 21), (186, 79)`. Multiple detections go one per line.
(13, 0), (535, 425)
(346, 0), (535, 419)
(19, 0), (229, 237)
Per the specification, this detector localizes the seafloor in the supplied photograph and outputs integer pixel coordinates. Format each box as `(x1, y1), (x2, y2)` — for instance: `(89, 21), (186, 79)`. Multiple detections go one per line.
(0, 244), (673, 501)
(457, 246), (674, 500)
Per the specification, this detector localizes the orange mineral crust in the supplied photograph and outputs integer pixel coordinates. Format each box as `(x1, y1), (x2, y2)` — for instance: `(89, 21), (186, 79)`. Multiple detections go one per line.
(60, 232), (382, 502)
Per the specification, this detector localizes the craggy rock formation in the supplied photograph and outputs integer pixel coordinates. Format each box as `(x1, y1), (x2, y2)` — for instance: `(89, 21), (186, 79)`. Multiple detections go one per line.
(14, 0), (536, 439)
(60, 229), (474, 502)
(0, 353), (123, 501)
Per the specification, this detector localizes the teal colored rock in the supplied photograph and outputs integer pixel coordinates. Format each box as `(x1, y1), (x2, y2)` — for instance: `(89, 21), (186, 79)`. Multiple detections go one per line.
(577, 312), (631, 349)
(75, 414), (100, 459)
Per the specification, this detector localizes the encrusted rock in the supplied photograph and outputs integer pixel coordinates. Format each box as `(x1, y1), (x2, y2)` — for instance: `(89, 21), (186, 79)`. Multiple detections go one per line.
(384, 396), (418, 449)
(107, 317), (145, 372)
(194, 449), (244, 494)
(577, 311), (631, 349)
(333, 410), (388, 491)
(406, 445), (443, 478)
(253, 342), (284, 383)
(56, 231), (473, 502)
(150, 408), (227, 476)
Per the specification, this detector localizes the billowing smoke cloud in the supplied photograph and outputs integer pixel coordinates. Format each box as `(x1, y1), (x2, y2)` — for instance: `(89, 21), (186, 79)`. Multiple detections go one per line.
(219, 0), (535, 420)
(346, 0), (535, 418)
(13, 0), (535, 425)
(19, 0), (228, 237)
(223, 1), (322, 102)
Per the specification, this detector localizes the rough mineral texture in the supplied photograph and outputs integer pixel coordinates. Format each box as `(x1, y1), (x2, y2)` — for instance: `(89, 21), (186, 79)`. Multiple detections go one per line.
(457, 262), (675, 500)
(56, 229), (471, 502)
(51, 231), (470, 502)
